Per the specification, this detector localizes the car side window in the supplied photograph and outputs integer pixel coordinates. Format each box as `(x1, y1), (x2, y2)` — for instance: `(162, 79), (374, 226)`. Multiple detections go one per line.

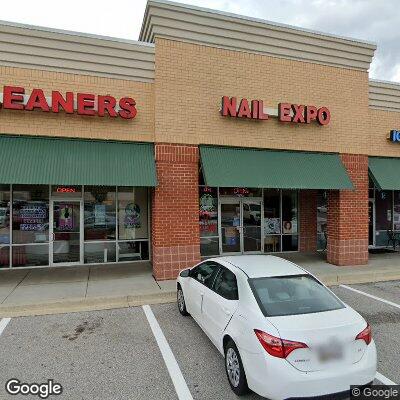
(191, 262), (220, 289)
(213, 267), (239, 300)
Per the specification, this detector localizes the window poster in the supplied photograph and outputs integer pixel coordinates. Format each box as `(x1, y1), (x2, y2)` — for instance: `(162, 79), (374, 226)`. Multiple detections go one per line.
(20, 203), (48, 231)
(94, 204), (106, 227)
(283, 220), (297, 234)
(199, 187), (218, 236)
(264, 218), (280, 235)
(124, 203), (141, 229)
(59, 204), (73, 231)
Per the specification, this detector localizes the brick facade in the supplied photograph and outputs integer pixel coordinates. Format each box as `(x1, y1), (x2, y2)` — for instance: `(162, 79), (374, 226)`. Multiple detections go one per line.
(327, 154), (369, 265)
(299, 190), (318, 253)
(152, 143), (201, 280)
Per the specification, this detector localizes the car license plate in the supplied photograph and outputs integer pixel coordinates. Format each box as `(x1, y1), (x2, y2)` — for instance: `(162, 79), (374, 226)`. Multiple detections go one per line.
(317, 343), (344, 363)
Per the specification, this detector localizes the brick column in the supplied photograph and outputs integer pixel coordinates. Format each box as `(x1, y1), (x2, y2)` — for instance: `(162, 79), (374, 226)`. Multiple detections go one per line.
(327, 154), (369, 266)
(299, 190), (317, 252)
(152, 143), (201, 280)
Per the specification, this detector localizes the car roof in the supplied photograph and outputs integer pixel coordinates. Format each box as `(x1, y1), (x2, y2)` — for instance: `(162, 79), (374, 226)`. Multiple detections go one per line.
(210, 255), (307, 278)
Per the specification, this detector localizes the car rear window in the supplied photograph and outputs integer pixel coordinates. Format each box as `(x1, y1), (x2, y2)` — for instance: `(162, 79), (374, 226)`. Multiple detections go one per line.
(249, 275), (344, 317)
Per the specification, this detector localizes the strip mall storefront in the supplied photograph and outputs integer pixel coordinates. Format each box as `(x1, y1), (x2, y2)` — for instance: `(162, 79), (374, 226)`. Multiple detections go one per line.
(0, 0), (400, 279)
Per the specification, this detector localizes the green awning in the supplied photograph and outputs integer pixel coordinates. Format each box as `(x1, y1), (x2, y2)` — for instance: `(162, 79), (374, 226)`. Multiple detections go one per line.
(200, 146), (353, 189)
(0, 135), (157, 186)
(369, 157), (400, 190)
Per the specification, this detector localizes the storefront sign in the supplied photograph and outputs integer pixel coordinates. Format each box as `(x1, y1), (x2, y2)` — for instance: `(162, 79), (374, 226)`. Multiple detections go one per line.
(389, 130), (400, 142)
(56, 187), (77, 193)
(0, 86), (137, 119)
(221, 96), (331, 125)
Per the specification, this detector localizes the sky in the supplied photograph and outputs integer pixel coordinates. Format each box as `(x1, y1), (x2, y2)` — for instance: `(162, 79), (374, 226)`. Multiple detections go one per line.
(1, 0), (399, 82)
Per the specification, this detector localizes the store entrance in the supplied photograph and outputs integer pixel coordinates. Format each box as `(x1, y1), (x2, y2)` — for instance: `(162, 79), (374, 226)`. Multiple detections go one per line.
(50, 200), (83, 265)
(220, 198), (263, 254)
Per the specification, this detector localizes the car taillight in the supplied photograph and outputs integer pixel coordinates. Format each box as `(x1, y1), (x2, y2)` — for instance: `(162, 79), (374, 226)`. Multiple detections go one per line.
(254, 329), (308, 358)
(355, 323), (372, 345)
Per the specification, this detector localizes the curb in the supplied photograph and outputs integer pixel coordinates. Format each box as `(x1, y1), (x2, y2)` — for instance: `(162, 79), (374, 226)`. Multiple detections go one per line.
(0, 291), (176, 318)
(317, 270), (400, 286)
(2, 269), (400, 318)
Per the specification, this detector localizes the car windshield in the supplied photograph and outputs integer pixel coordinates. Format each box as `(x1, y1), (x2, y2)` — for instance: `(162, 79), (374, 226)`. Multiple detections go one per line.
(249, 274), (345, 317)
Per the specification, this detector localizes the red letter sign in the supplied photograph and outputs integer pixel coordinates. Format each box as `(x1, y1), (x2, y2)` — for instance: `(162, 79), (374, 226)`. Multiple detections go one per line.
(221, 96), (237, 117)
(118, 97), (137, 119)
(3, 86), (25, 110)
(25, 89), (50, 112)
(98, 95), (118, 118)
(77, 93), (96, 116)
(52, 91), (74, 114)
(278, 103), (292, 122)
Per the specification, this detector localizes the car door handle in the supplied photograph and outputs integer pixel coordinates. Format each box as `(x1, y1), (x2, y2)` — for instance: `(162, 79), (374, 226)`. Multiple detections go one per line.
(222, 308), (231, 316)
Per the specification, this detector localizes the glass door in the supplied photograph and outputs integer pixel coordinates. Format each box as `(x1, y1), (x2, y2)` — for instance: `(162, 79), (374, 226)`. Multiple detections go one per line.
(219, 198), (263, 254)
(220, 199), (241, 254)
(242, 200), (263, 252)
(50, 200), (82, 265)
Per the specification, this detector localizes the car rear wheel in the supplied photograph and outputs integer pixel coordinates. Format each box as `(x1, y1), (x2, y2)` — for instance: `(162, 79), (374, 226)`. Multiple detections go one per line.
(177, 285), (189, 316)
(225, 340), (249, 396)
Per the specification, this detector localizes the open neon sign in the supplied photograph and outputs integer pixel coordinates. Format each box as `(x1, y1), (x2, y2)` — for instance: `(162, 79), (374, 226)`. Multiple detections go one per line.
(56, 187), (77, 193)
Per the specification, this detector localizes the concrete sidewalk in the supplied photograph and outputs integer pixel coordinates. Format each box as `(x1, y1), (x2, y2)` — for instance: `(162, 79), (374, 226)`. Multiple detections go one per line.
(1, 252), (400, 317)
(0, 262), (176, 317)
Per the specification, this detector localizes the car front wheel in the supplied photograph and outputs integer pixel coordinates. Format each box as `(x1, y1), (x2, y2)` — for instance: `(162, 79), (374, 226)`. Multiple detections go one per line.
(225, 340), (249, 396)
(177, 285), (189, 316)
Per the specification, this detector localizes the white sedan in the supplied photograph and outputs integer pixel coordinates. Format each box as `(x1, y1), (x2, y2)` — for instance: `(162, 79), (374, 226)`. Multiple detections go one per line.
(176, 255), (376, 399)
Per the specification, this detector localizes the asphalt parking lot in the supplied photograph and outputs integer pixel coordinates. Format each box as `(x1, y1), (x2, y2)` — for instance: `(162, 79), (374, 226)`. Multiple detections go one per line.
(0, 281), (399, 400)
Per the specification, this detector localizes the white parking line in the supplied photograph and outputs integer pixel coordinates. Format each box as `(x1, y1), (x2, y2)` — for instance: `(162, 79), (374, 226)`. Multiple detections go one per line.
(142, 305), (193, 400)
(340, 285), (398, 386)
(0, 318), (11, 336)
(340, 285), (400, 310)
(376, 372), (397, 385)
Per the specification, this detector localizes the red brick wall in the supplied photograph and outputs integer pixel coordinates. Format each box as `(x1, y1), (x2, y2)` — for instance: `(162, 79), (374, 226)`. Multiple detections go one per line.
(327, 154), (369, 265)
(152, 143), (201, 280)
(299, 190), (318, 252)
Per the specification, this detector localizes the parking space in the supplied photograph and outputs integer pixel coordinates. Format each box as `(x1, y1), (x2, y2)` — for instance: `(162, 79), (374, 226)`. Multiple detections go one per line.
(0, 281), (399, 399)
(331, 283), (400, 385)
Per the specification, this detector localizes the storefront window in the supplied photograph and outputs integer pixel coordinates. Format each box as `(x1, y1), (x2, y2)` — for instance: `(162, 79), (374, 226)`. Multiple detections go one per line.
(317, 191), (327, 250)
(0, 185), (10, 245)
(264, 189), (280, 252)
(118, 241), (149, 261)
(84, 242), (116, 264)
(199, 186), (219, 256)
(375, 190), (393, 247)
(0, 246), (9, 268)
(394, 191), (400, 231)
(12, 185), (49, 244)
(84, 186), (116, 241)
(282, 190), (298, 251)
(12, 244), (49, 267)
(118, 187), (148, 240)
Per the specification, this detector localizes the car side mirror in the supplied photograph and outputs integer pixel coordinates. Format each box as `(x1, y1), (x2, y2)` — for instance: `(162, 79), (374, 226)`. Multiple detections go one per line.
(179, 268), (190, 278)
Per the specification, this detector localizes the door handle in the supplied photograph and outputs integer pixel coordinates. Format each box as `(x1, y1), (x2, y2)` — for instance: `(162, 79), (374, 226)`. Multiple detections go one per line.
(222, 308), (231, 316)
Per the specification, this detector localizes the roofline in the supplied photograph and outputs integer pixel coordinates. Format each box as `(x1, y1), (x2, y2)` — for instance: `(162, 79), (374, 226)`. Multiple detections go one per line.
(370, 78), (400, 87)
(143, 0), (377, 48)
(0, 19), (155, 48)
